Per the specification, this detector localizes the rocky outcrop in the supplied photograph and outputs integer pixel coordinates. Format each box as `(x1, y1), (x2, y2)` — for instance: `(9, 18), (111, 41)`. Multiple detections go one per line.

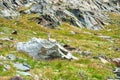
(0, 0), (120, 30)
(0, 0), (20, 19)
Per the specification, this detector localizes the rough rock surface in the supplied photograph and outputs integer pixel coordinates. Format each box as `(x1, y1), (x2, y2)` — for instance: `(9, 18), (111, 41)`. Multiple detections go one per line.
(113, 68), (120, 79)
(0, 0), (120, 30)
(15, 38), (78, 60)
(14, 63), (30, 71)
(113, 58), (120, 67)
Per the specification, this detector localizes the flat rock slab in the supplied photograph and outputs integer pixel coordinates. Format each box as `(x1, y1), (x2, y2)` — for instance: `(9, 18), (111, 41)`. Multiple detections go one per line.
(16, 71), (31, 76)
(6, 54), (16, 60)
(14, 63), (30, 71)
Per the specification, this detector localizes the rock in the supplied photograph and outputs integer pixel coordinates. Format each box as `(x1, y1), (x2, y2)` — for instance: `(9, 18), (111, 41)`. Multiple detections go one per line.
(15, 38), (78, 60)
(83, 51), (92, 56)
(63, 44), (76, 51)
(99, 57), (109, 64)
(113, 68), (120, 79)
(0, 38), (10, 41)
(30, 1), (53, 14)
(10, 76), (23, 80)
(4, 64), (11, 70)
(34, 75), (39, 80)
(77, 51), (92, 56)
(33, 32), (37, 35)
(0, 37), (13, 41)
(114, 68), (120, 73)
(37, 14), (60, 28)
(70, 31), (76, 35)
(98, 35), (112, 40)
(9, 37), (14, 40)
(16, 71), (31, 76)
(14, 63), (30, 71)
(21, 9), (31, 14)
(113, 46), (120, 52)
(6, 54), (16, 60)
(93, 55), (110, 63)
(83, 32), (92, 35)
(113, 58), (120, 67)
(11, 30), (17, 35)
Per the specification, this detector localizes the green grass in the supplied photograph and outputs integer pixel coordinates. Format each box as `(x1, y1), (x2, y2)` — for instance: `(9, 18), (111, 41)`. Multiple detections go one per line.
(0, 13), (120, 80)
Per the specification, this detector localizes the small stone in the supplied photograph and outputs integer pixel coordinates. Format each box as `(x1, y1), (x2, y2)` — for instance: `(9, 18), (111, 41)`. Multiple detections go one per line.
(70, 31), (76, 35)
(99, 57), (109, 64)
(0, 37), (13, 41)
(63, 44), (76, 51)
(77, 51), (92, 56)
(23, 63), (31, 68)
(9, 37), (14, 40)
(98, 36), (112, 40)
(4, 64), (11, 70)
(16, 71), (31, 76)
(113, 68), (120, 73)
(83, 32), (92, 34)
(76, 51), (82, 55)
(0, 38), (10, 41)
(6, 54), (16, 60)
(14, 63), (30, 71)
(34, 75), (39, 80)
(113, 68), (120, 79)
(33, 32), (37, 35)
(82, 51), (92, 56)
(113, 46), (120, 52)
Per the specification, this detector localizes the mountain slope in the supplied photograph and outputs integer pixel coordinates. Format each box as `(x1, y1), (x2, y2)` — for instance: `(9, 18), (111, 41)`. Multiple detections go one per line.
(0, 13), (120, 79)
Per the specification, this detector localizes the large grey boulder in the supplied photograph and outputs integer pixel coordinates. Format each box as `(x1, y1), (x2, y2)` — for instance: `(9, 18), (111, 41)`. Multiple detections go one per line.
(15, 38), (78, 60)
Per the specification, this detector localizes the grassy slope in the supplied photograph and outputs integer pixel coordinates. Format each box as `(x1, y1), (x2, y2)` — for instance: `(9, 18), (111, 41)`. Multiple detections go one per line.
(0, 13), (120, 80)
